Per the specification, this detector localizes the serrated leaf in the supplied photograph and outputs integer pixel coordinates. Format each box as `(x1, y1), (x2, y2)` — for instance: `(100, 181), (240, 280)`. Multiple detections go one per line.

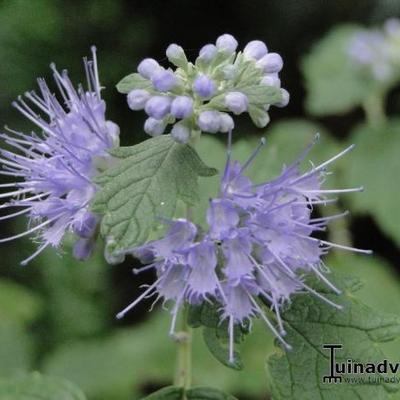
(92, 135), (217, 251)
(302, 25), (377, 116)
(203, 328), (243, 371)
(343, 119), (400, 246)
(140, 386), (184, 400)
(186, 386), (238, 400)
(266, 274), (400, 400)
(116, 72), (152, 93)
(238, 85), (282, 106)
(0, 373), (87, 400)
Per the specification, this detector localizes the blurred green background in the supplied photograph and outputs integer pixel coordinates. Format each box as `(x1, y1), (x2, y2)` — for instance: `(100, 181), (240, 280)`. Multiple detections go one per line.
(0, 1), (399, 399)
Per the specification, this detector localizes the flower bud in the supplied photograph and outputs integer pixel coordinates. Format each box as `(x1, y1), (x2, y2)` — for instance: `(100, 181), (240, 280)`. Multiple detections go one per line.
(137, 58), (160, 79)
(193, 75), (216, 98)
(144, 96), (171, 119)
(219, 113), (234, 133)
(222, 65), (236, 80)
(225, 91), (249, 115)
(243, 40), (268, 60)
(151, 69), (178, 92)
(171, 122), (191, 143)
(171, 96), (193, 119)
(256, 53), (283, 73)
(216, 34), (238, 54)
(127, 89), (151, 110)
(166, 44), (187, 68)
(73, 211), (98, 239)
(144, 117), (167, 136)
(260, 73), (281, 88)
(73, 238), (94, 261)
(197, 111), (221, 133)
(105, 120), (120, 147)
(275, 89), (290, 108)
(198, 44), (218, 62)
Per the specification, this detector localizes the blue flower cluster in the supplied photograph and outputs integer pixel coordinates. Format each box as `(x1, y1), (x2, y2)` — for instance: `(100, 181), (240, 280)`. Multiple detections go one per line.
(125, 34), (289, 142)
(348, 18), (400, 82)
(0, 48), (119, 264)
(118, 134), (371, 360)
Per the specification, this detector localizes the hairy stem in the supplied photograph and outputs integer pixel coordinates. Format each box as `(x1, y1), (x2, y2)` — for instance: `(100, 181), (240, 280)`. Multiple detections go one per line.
(173, 306), (192, 394)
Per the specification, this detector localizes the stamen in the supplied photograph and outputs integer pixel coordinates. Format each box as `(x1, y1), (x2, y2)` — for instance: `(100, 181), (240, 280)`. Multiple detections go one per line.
(116, 278), (161, 319)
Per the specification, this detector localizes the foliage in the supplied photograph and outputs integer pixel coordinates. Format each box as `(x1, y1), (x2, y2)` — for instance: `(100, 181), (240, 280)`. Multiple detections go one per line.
(266, 274), (400, 400)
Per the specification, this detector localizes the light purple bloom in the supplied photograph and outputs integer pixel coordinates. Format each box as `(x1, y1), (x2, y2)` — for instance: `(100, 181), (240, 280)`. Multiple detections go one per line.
(224, 92), (249, 114)
(137, 58), (160, 79)
(243, 40), (268, 60)
(218, 113), (235, 133)
(197, 111), (221, 133)
(171, 122), (191, 143)
(166, 44), (187, 67)
(260, 73), (281, 88)
(144, 117), (166, 137)
(118, 132), (371, 361)
(216, 34), (238, 54)
(198, 44), (218, 62)
(193, 75), (216, 98)
(127, 89), (151, 110)
(170, 96), (193, 119)
(257, 52), (284, 73)
(0, 47), (118, 265)
(151, 69), (178, 92)
(144, 96), (171, 119)
(275, 88), (290, 107)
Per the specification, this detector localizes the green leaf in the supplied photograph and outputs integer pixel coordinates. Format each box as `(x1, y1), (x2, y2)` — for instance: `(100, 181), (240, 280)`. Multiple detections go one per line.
(186, 386), (238, 400)
(0, 279), (43, 327)
(0, 324), (33, 378)
(116, 72), (153, 93)
(0, 373), (87, 400)
(266, 274), (400, 400)
(343, 119), (400, 246)
(238, 85), (282, 106)
(140, 386), (184, 400)
(92, 135), (217, 251)
(302, 25), (377, 116)
(203, 328), (243, 371)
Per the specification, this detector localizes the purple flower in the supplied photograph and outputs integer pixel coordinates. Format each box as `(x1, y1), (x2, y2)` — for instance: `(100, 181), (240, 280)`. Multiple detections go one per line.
(216, 34), (238, 54)
(257, 52), (284, 73)
(170, 96), (193, 119)
(243, 40), (268, 60)
(144, 117), (167, 136)
(0, 47), (118, 265)
(166, 44), (187, 68)
(198, 44), (218, 62)
(151, 69), (178, 92)
(144, 96), (171, 119)
(127, 89), (151, 110)
(118, 132), (371, 360)
(137, 58), (161, 79)
(224, 92), (249, 114)
(171, 122), (191, 143)
(193, 75), (216, 98)
(197, 111), (221, 133)
(260, 73), (281, 88)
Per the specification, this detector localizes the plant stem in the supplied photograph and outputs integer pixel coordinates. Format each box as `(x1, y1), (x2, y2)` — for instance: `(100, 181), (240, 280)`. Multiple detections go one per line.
(362, 90), (387, 126)
(174, 306), (192, 393)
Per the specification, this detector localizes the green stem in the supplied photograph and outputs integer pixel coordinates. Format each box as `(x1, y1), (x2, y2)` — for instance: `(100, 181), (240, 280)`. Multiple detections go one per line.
(362, 89), (387, 126)
(173, 306), (192, 394)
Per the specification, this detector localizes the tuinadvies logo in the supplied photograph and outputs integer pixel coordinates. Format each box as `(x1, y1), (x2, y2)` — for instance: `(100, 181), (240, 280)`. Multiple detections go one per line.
(323, 344), (400, 385)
